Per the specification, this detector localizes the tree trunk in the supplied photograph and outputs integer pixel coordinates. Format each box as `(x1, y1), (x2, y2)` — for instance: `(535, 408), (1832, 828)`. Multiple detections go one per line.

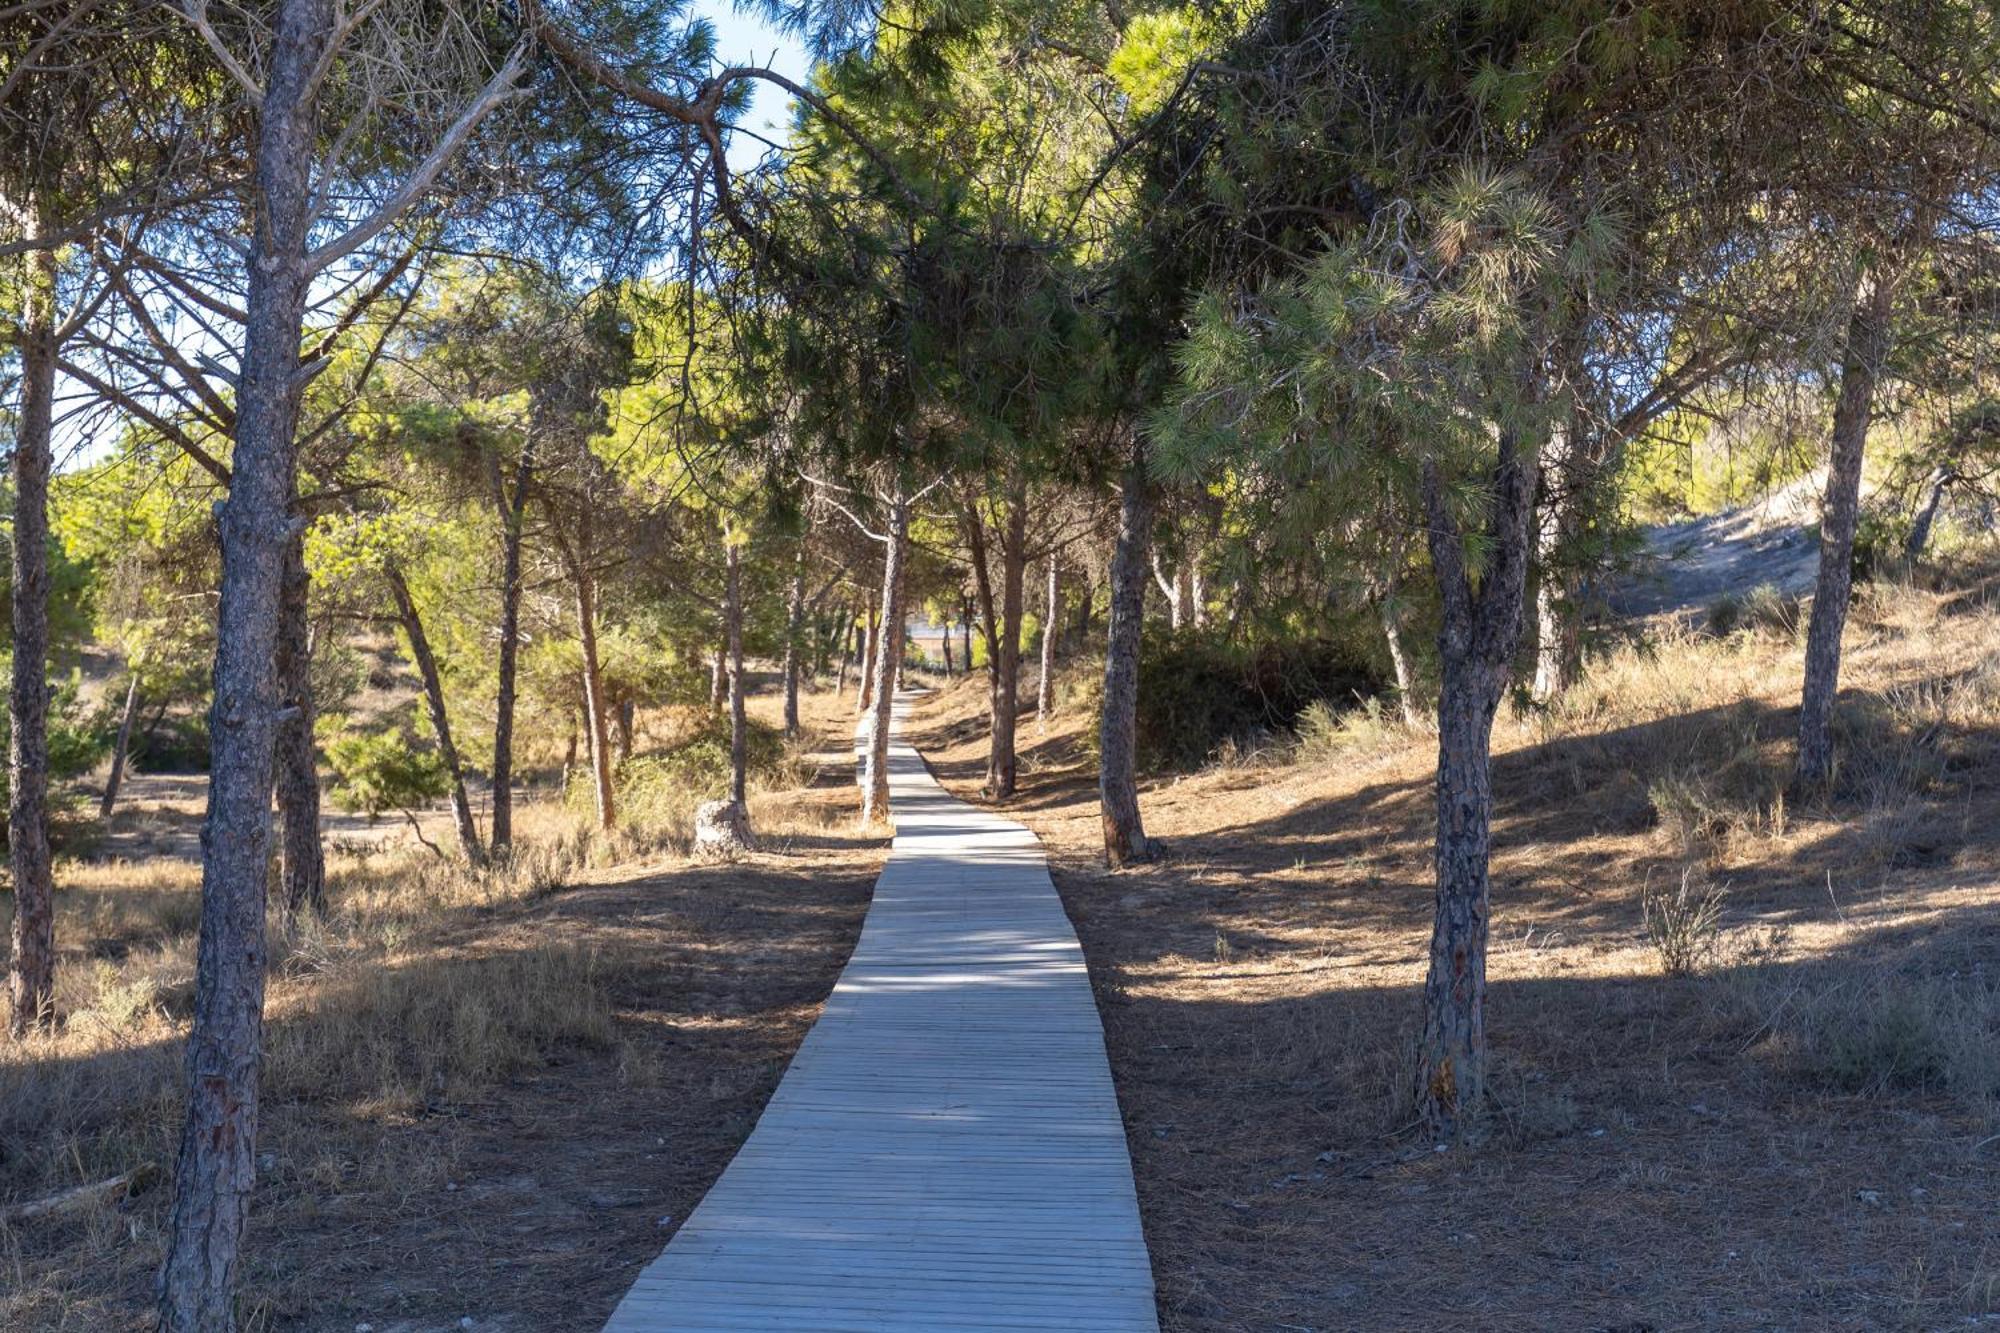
(1150, 549), (1184, 630)
(274, 534), (325, 912)
(1531, 424), (1585, 702)
(782, 546), (805, 740)
(1905, 464), (1953, 561)
(1378, 594), (1423, 728)
(1101, 440), (1155, 867)
(384, 563), (484, 867)
(1797, 272), (1895, 791)
(987, 487), (1027, 799)
(615, 699), (635, 764)
(726, 536), (749, 810)
(158, 7), (324, 1323)
(100, 672), (142, 820)
(862, 499), (908, 824)
(941, 623), (954, 676)
(961, 604), (973, 675)
(857, 595), (878, 715)
(7, 237), (56, 1038)
(709, 640), (726, 714)
(1412, 428), (1539, 1141)
(572, 556), (616, 831)
(1037, 559), (1057, 727)
(488, 443), (532, 856)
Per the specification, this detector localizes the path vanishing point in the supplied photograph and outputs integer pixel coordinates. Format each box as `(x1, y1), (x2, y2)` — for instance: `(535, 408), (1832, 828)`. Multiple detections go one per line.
(601, 692), (1160, 1332)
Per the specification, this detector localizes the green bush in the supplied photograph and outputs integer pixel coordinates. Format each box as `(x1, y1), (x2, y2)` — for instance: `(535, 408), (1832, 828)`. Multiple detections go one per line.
(325, 728), (449, 818)
(0, 671), (113, 830)
(1135, 632), (1383, 771)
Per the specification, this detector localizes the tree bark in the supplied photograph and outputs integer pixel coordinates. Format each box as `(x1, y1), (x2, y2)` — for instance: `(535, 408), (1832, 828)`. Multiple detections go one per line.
(1905, 465), (1953, 561)
(274, 533), (325, 912)
(1100, 439), (1155, 867)
(1531, 424), (1584, 702)
(383, 562), (484, 867)
(1413, 426), (1540, 1141)
(1797, 271), (1895, 791)
(861, 499), (908, 825)
(987, 486), (1027, 799)
(1037, 559), (1057, 727)
(709, 640), (726, 714)
(1378, 593), (1423, 728)
(100, 672), (142, 820)
(726, 535), (749, 810)
(782, 545), (805, 740)
(158, 6), (324, 1323)
(856, 595), (878, 716)
(571, 552), (617, 831)
(8, 237), (56, 1038)
(487, 440), (532, 855)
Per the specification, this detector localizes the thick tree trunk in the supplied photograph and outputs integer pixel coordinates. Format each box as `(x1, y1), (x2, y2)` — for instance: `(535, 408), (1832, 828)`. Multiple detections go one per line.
(158, 7), (324, 1323)
(573, 558), (617, 831)
(861, 500), (908, 824)
(1101, 441), (1155, 867)
(274, 534), (325, 912)
(782, 547), (805, 740)
(987, 488), (1027, 799)
(488, 444), (532, 855)
(8, 239), (57, 1038)
(1797, 273), (1895, 791)
(384, 563), (484, 867)
(100, 672), (142, 820)
(1037, 559), (1057, 727)
(1412, 428), (1539, 1140)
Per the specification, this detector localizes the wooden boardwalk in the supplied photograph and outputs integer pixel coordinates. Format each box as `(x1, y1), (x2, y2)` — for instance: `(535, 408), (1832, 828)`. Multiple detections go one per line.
(602, 693), (1159, 1332)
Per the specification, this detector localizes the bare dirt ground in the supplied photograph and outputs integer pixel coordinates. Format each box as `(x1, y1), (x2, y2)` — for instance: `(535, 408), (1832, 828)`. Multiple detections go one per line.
(911, 585), (2000, 1332)
(2, 685), (886, 1332)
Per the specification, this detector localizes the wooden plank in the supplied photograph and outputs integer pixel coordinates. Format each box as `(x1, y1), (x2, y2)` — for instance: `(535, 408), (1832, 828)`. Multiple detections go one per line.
(602, 693), (1159, 1332)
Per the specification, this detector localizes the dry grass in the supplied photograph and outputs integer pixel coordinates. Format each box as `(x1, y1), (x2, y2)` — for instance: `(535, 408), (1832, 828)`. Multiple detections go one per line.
(914, 576), (2000, 1332)
(1, 681), (885, 1332)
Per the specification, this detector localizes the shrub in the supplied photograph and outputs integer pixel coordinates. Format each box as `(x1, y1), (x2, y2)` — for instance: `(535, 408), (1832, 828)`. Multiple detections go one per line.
(325, 727), (449, 819)
(1707, 582), (1799, 638)
(613, 714), (787, 840)
(1642, 868), (1726, 976)
(1135, 632), (1384, 771)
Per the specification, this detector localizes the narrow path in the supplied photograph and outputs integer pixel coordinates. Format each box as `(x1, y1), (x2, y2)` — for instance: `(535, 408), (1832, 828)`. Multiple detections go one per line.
(602, 693), (1159, 1332)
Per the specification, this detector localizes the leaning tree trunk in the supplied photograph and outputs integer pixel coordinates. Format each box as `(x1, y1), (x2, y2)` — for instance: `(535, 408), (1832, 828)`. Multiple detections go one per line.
(1101, 439), (1155, 867)
(158, 7), (323, 1323)
(1377, 593), (1424, 728)
(1905, 465), (1953, 562)
(862, 500), (909, 825)
(1037, 559), (1058, 726)
(274, 533), (326, 912)
(7, 237), (57, 1038)
(782, 547), (805, 740)
(100, 671), (142, 820)
(572, 556), (617, 831)
(488, 442), (532, 855)
(1412, 429), (1539, 1141)
(1797, 272), (1895, 791)
(987, 490), (1027, 799)
(384, 563), (484, 867)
